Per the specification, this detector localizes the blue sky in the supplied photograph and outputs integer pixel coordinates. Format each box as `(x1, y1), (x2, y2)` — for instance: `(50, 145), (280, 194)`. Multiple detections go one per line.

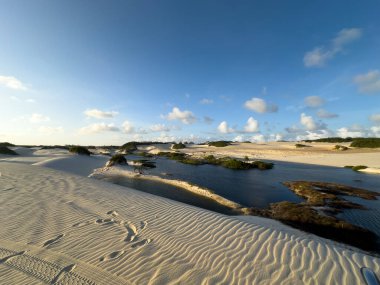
(1, 0), (380, 145)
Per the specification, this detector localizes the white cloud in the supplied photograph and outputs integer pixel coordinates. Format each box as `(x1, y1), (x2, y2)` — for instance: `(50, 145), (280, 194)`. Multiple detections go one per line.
(122, 121), (135, 134)
(150, 124), (170, 132)
(304, 96), (325, 107)
(317, 109), (338, 119)
(233, 135), (244, 142)
(353, 70), (380, 94)
(244, 97), (278, 113)
(79, 123), (120, 134)
(217, 121), (235, 134)
(304, 28), (362, 67)
(165, 107), (196, 124)
(296, 130), (331, 141)
(336, 127), (365, 138)
(200, 98), (213, 104)
(370, 113), (380, 123)
(30, 113), (50, 123)
(300, 113), (326, 131)
(0, 76), (27, 91)
(244, 117), (259, 133)
(38, 126), (64, 134)
(250, 134), (266, 143)
(370, 126), (380, 137)
(84, 109), (118, 119)
(26, 99), (35, 103)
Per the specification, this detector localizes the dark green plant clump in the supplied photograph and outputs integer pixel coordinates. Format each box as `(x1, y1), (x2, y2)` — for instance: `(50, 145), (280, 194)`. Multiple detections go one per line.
(350, 138), (380, 148)
(295, 143), (311, 148)
(344, 165), (368, 171)
(40, 145), (69, 150)
(172, 143), (186, 149)
(0, 142), (15, 147)
(136, 152), (154, 158)
(107, 154), (127, 166)
(208, 141), (230, 147)
(334, 145), (348, 151)
(69, 146), (91, 156)
(119, 142), (138, 153)
(0, 146), (18, 155)
(304, 137), (353, 143)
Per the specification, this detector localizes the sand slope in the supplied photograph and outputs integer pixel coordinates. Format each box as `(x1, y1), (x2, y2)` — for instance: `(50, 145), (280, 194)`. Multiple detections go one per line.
(0, 162), (379, 284)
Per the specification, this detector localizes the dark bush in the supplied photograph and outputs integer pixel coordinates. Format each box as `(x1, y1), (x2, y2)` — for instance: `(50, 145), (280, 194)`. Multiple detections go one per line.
(0, 142), (15, 147)
(208, 141), (230, 147)
(172, 143), (186, 149)
(295, 143), (310, 148)
(350, 138), (380, 148)
(334, 145), (348, 151)
(69, 146), (91, 156)
(0, 146), (18, 155)
(107, 154), (127, 166)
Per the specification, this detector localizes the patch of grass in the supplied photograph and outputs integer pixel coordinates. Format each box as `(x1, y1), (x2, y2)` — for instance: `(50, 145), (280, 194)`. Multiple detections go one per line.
(350, 138), (380, 148)
(344, 165), (368, 171)
(107, 154), (127, 166)
(136, 152), (154, 158)
(295, 143), (311, 148)
(119, 142), (138, 153)
(0, 146), (18, 155)
(334, 145), (348, 151)
(0, 142), (15, 147)
(172, 143), (186, 149)
(157, 152), (187, 160)
(69, 146), (91, 156)
(208, 141), (230, 147)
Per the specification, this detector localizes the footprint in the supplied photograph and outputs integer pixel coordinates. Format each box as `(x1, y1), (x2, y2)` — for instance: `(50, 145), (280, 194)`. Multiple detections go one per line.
(42, 234), (65, 247)
(99, 250), (125, 261)
(106, 210), (118, 217)
(95, 218), (115, 225)
(131, 239), (152, 249)
(140, 221), (148, 230)
(124, 222), (138, 242)
(72, 220), (93, 227)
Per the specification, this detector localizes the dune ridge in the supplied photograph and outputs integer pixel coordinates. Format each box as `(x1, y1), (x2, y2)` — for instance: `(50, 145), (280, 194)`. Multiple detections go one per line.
(0, 161), (379, 284)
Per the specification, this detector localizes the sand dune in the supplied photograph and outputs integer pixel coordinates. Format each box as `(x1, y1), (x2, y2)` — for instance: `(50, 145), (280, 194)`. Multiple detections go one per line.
(0, 161), (379, 284)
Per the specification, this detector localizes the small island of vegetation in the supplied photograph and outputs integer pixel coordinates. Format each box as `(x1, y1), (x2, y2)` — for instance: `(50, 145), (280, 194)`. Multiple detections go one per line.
(69, 146), (91, 156)
(172, 143), (186, 149)
(208, 141), (230, 147)
(0, 146), (18, 155)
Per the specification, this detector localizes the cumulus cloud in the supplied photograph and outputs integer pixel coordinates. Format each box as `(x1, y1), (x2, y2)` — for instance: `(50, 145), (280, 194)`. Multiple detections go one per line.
(304, 96), (325, 108)
(370, 113), (380, 123)
(217, 121), (235, 134)
(250, 134), (266, 143)
(30, 113), (50, 123)
(0, 75), (27, 90)
(84, 109), (118, 119)
(296, 130), (331, 141)
(304, 28), (362, 67)
(300, 113), (326, 131)
(122, 121), (135, 133)
(233, 135), (244, 142)
(317, 109), (338, 119)
(244, 117), (259, 133)
(353, 70), (380, 94)
(165, 107), (196, 124)
(38, 126), (64, 134)
(80, 123), (120, 134)
(336, 127), (365, 138)
(244, 97), (278, 113)
(200, 98), (213, 104)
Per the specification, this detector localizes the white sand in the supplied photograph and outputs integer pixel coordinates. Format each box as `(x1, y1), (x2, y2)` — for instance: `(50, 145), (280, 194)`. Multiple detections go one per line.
(1, 147), (380, 284)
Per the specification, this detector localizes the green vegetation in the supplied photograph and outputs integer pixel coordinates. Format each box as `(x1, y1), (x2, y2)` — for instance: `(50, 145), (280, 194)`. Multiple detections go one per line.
(344, 165), (368, 171)
(172, 143), (186, 149)
(350, 138), (380, 148)
(119, 142), (138, 153)
(136, 152), (154, 158)
(69, 146), (91, 156)
(0, 142), (15, 147)
(334, 145), (348, 151)
(107, 154), (127, 166)
(208, 141), (230, 147)
(157, 152), (273, 170)
(0, 146), (18, 155)
(304, 137), (353, 143)
(295, 143), (311, 148)
(40, 145), (69, 150)
(262, 201), (378, 251)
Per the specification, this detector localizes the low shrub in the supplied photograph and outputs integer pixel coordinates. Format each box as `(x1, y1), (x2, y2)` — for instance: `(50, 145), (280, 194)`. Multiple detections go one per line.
(344, 165), (368, 171)
(119, 142), (138, 153)
(295, 143), (310, 148)
(107, 154), (127, 166)
(334, 145), (348, 151)
(69, 146), (91, 156)
(172, 143), (186, 149)
(0, 146), (18, 155)
(208, 141), (230, 147)
(350, 138), (380, 148)
(0, 142), (15, 147)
